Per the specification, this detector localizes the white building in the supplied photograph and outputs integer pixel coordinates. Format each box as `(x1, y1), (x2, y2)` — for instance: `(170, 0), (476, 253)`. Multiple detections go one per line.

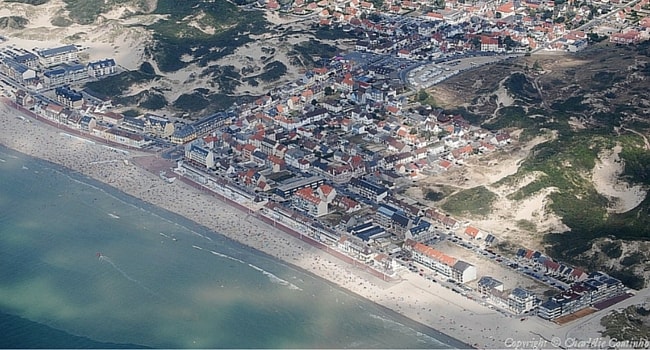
(88, 58), (117, 78)
(404, 239), (477, 283)
(507, 288), (537, 314)
(37, 45), (78, 67)
(185, 140), (215, 169)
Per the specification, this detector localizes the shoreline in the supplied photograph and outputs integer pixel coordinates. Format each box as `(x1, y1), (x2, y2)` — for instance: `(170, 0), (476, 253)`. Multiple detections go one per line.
(11, 99), (646, 349)
(0, 102), (475, 348)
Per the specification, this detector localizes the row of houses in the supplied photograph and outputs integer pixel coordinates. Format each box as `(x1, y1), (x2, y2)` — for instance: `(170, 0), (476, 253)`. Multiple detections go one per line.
(0, 45), (116, 87)
(538, 272), (626, 320)
(516, 248), (588, 282)
(15, 90), (173, 148)
(403, 239), (477, 283)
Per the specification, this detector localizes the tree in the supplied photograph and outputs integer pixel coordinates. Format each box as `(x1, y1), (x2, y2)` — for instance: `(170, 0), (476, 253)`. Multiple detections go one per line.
(324, 86), (334, 96)
(472, 36), (481, 50)
(503, 35), (516, 51)
(417, 89), (429, 102)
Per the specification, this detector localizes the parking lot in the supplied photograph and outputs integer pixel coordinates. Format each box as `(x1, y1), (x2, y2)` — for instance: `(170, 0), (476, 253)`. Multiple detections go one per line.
(408, 54), (518, 88)
(431, 239), (555, 296)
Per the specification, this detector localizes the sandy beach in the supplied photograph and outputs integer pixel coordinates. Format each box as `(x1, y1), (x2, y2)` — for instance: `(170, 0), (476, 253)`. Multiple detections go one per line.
(0, 101), (524, 348)
(4, 101), (650, 349)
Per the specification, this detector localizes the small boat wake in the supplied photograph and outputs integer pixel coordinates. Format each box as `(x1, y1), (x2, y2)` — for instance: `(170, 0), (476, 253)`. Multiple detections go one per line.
(192, 245), (301, 291)
(247, 263), (303, 291)
(97, 252), (158, 297)
(209, 250), (245, 264)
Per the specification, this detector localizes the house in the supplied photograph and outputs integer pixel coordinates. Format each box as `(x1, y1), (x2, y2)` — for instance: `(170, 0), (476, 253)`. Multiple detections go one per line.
(337, 196), (362, 212)
(480, 36), (501, 52)
(1, 58), (36, 83)
(79, 115), (96, 132)
(496, 2), (515, 18)
(438, 159), (453, 171)
(14, 90), (35, 107)
(43, 103), (64, 121)
(464, 226), (484, 239)
(87, 58), (117, 78)
(292, 187), (328, 217)
(267, 154), (286, 172)
(100, 111), (124, 125)
(609, 30), (641, 45)
(490, 133), (511, 146)
(425, 208), (459, 229)
(55, 86), (83, 108)
(143, 113), (175, 137)
(478, 276), (504, 295)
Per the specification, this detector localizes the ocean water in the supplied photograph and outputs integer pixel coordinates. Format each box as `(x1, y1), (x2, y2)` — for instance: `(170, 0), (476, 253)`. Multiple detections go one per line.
(0, 145), (465, 349)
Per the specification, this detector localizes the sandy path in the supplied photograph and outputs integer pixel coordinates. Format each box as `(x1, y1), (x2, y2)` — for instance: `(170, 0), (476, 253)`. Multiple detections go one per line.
(592, 145), (647, 213)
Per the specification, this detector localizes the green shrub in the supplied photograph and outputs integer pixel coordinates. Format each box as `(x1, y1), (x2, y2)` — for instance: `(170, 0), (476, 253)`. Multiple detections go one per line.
(174, 92), (209, 112)
(601, 241), (623, 259)
(0, 16), (29, 29)
(441, 186), (496, 217)
(51, 15), (73, 27)
(620, 252), (644, 267)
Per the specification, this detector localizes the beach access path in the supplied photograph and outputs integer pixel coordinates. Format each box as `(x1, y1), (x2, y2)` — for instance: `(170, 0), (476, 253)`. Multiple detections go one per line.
(2, 100), (643, 349)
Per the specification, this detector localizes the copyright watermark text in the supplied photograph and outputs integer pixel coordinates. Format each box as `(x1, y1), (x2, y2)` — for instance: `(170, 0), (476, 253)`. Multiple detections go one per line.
(504, 336), (650, 349)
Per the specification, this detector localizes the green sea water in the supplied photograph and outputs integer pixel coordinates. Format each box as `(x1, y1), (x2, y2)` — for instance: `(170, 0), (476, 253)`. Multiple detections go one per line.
(0, 145), (466, 349)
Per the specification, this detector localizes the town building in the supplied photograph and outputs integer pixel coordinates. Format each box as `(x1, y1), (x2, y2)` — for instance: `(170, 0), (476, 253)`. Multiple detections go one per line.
(55, 86), (84, 108)
(275, 176), (326, 198)
(292, 187), (328, 217)
(478, 276), (504, 295)
(43, 63), (88, 87)
(0, 58), (36, 83)
(349, 177), (389, 202)
(185, 139), (215, 169)
(538, 272), (626, 320)
(36, 45), (79, 67)
(100, 128), (147, 147)
(403, 239), (477, 283)
(87, 58), (117, 78)
(506, 288), (537, 314)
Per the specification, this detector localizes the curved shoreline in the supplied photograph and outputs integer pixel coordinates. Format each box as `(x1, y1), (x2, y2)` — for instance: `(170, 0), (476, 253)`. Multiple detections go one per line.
(0, 142), (468, 348)
(6, 98), (588, 349)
